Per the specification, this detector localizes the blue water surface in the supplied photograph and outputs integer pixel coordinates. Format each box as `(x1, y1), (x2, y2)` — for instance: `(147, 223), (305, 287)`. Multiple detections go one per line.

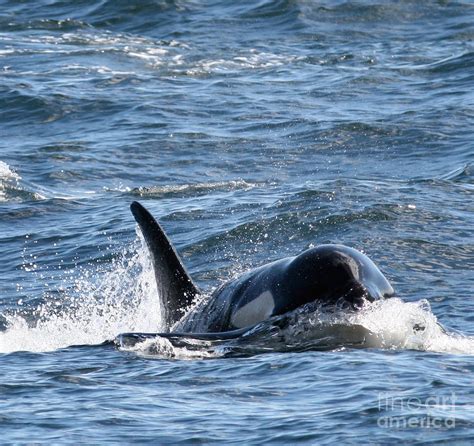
(1, 0), (473, 444)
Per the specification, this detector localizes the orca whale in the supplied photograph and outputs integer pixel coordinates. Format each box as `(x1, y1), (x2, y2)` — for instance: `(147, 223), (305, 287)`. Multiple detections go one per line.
(120, 201), (394, 341)
(118, 201), (394, 345)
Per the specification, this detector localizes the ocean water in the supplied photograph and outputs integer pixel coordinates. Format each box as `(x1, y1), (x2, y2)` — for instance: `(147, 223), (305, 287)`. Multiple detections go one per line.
(1, 0), (474, 443)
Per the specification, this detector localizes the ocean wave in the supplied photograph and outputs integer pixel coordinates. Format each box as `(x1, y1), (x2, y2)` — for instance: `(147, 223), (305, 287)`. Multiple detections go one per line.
(437, 163), (472, 182)
(111, 179), (260, 199)
(420, 51), (474, 75)
(0, 31), (187, 78)
(392, 51), (474, 79)
(0, 0), (189, 33)
(2, 28), (303, 76)
(4, 18), (91, 32)
(194, 202), (400, 250)
(0, 161), (88, 203)
(0, 161), (45, 203)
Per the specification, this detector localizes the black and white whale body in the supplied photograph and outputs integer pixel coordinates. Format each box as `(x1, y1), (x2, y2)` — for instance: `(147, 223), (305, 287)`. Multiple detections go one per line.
(120, 201), (395, 344)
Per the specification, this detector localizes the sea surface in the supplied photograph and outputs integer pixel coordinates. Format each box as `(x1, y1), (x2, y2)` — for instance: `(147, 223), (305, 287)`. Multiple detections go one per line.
(1, 0), (474, 444)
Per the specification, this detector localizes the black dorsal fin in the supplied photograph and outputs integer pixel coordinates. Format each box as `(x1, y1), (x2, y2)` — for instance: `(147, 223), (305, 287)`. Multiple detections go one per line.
(130, 201), (200, 330)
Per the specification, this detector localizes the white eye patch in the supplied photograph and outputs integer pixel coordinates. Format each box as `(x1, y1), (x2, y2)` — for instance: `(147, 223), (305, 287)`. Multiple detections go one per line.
(230, 291), (275, 328)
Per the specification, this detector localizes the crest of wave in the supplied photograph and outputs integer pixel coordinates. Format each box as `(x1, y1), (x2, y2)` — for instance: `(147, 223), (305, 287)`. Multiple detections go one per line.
(0, 236), (163, 353)
(0, 160), (46, 202)
(0, 160), (20, 202)
(0, 161), (20, 181)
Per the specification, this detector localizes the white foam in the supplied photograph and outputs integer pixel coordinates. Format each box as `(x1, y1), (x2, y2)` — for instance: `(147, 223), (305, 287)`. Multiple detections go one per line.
(125, 336), (218, 360)
(0, 238), (164, 353)
(0, 161), (20, 202)
(0, 48), (14, 56)
(351, 298), (474, 354)
(0, 161), (20, 181)
(187, 49), (303, 75)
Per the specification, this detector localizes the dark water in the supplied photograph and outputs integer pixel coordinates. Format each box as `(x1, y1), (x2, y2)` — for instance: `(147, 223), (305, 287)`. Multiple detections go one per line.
(1, 0), (474, 443)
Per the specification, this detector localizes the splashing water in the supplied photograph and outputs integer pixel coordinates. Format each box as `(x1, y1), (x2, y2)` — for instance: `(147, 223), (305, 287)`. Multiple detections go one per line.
(118, 298), (474, 359)
(0, 236), (164, 353)
(326, 298), (474, 354)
